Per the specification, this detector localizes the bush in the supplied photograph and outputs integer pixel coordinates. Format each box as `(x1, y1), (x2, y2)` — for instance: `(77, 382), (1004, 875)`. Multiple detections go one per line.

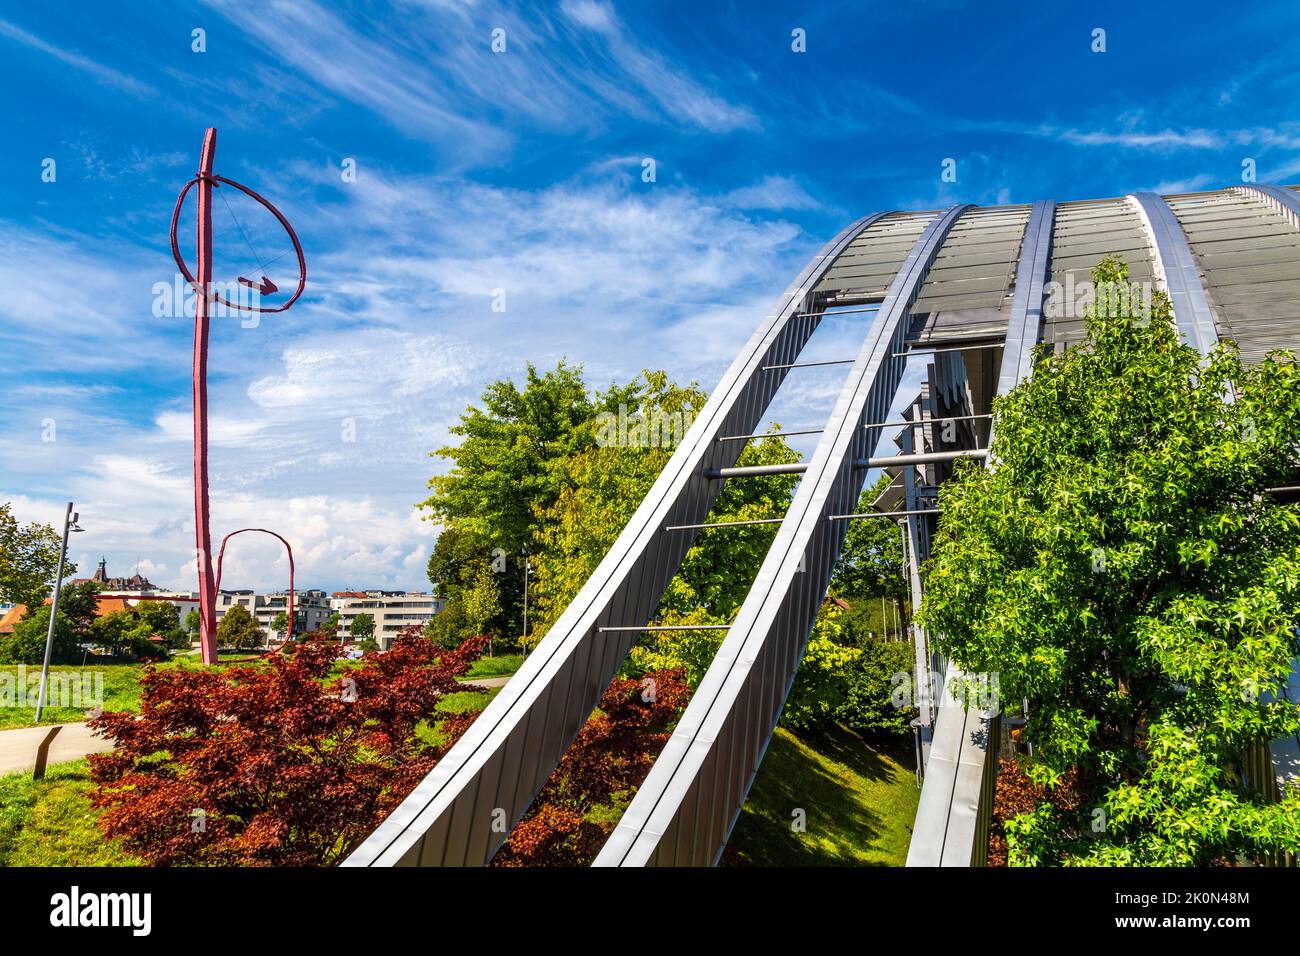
(89, 629), (488, 865)
(0, 607), (80, 665)
(493, 669), (690, 866)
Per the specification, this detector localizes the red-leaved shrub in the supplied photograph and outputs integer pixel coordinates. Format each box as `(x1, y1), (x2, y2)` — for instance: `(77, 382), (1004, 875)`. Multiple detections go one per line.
(89, 629), (486, 866)
(493, 669), (690, 866)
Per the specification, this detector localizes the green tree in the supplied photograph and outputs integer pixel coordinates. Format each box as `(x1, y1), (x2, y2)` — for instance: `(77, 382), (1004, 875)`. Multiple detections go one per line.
(831, 475), (908, 602)
(0, 605), (79, 665)
(185, 609), (200, 637)
(462, 562), (502, 655)
(0, 503), (73, 609)
(421, 361), (640, 636)
(531, 372), (796, 640)
(271, 611), (289, 639)
(130, 601), (189, 650)
(91, 610), (167, 661)
(58, 580), (103, 638)
(918, 258), (1300, 865)
(348, 613), (375, 642)
(217, 605), (264, 652)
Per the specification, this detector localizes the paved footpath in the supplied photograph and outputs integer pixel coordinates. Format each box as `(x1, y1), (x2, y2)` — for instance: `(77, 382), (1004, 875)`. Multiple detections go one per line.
(460, 675), (512, 689)
(0, 722), (114, 776)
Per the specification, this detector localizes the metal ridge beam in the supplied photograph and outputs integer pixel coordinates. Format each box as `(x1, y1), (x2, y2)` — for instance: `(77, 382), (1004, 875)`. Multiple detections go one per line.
(594, 203), (973, 868)
(1233, 183), (1300, 231)
(1127, 192), (1220, 357)
(907, 198), (1057, 867)
(342, 211), (891, 867)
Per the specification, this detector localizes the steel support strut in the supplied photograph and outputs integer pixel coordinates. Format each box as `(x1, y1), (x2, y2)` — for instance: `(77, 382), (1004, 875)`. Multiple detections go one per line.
(193, 128), (219, 665)
(594, 204), (973, 867)
(343, 212), (892, 866)
(906, 199), (1056, 866)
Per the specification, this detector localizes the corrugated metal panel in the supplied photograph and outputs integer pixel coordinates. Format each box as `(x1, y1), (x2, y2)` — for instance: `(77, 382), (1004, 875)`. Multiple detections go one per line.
(815, 211), (936, 302)
(1168, 189), (1300, 364)
(1044, 198), (1156, 352)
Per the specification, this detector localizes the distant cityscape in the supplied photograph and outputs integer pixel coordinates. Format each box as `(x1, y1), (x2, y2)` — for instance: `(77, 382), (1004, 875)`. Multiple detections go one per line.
(0, 558), (446, 651)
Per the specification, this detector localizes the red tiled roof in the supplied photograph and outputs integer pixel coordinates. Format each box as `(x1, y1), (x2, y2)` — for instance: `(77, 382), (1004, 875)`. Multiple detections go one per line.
(0, 604), (27, 634)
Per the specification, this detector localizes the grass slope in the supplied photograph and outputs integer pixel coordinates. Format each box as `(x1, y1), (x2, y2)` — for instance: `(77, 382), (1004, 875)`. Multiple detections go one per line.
(726, 723), (919, 866)
(0, 759), (139, 866)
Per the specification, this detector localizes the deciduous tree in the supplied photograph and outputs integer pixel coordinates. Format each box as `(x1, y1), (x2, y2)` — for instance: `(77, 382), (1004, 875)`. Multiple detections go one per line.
(918, 258), (1300, 865)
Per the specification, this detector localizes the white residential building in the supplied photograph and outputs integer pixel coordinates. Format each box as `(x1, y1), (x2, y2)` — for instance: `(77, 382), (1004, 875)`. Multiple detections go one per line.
(216, 588), (333, 638)
(330, 591), (445, 650)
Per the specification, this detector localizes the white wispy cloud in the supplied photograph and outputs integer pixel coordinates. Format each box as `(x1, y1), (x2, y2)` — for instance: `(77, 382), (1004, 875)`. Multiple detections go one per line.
(0, 17), (155, 97)
(200, 0), (757, 166)
(2, 165), (819, 592)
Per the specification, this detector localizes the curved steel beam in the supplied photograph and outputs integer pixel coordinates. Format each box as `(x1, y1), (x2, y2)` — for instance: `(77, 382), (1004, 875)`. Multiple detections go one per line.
(344, 211), (891, 867)
(594, 204), (973, 868)
(1233, 183), (1300, 231)
(906, 198), (1056, 866)
(1127, 192), (1219, 357)
(214, 528), (296, 643)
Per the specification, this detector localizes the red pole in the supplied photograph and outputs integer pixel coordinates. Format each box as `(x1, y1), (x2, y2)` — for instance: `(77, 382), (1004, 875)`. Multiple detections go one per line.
(194, 128), (218, 665)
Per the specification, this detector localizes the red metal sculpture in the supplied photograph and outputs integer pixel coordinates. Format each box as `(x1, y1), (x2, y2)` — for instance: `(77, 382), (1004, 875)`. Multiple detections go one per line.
(214, 528), (296, 644)
(171, 128), (306, 663)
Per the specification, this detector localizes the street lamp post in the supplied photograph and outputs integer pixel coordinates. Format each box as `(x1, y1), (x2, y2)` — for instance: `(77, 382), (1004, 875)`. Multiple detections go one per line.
(522, 554), (531, 646)
(34, 502), (83, 723)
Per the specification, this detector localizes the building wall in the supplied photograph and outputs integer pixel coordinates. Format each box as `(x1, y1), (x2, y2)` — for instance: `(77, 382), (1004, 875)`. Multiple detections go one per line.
(330, 592), (445, 649)
(216, 589), (333, 639)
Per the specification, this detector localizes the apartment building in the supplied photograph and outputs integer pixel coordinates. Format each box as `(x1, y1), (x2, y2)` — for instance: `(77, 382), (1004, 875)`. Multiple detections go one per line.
(329, 591), (445, 650)
(216, 588), (333, 638)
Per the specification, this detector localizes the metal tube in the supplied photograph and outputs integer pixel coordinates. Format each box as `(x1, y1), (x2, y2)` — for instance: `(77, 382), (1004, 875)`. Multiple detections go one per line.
(194, 128), (219, 665)
(664, 518), (785, 531)
(893, 341), (1004, 358)
(34, 502), (72, 723)
(716, 413), (992, 445)
(761, 358), (856, 371)
(597, 624), (731, 632)
(829, 508), (942, 520)
(707, 448), (987, 479)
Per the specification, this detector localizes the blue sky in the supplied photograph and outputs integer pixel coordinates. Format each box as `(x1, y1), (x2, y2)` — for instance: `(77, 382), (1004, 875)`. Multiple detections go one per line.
(1, 0), (1298, 593)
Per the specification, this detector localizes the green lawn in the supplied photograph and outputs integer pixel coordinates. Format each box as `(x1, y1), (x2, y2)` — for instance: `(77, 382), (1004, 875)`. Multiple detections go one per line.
(0, 664), (149, 729)
(463, 654), (524, 680)
(0, 759), (139, 866)
(725, 723), (919, 866)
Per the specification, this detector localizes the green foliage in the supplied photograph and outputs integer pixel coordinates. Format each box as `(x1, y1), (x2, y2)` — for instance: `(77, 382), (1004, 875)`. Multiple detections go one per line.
(831, 476), (908, 601)
(532, 372), (798, 639)
(132, 601), (187, 650)
(90, 610), (169, 661)
(270, 611), (289, 636)
(837, 625), (916, 736)
(216, 604), (264, 652)
(185, 609), (201, 634)
(0, 605), (79, 665)
(781, 606), (862, 731)
(348, 612), (375, 640)
(918, 257), (1300, 865)
(0, 503), (73, 610)
(421, 361), (640, 637)
(461, 564), (501, 635)
(56, 580), (102, 638)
